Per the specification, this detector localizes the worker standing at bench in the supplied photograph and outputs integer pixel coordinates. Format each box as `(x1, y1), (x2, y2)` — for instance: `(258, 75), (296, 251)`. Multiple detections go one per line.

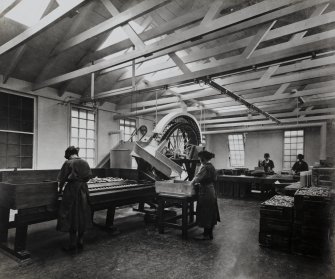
(191, 150), (220, 240)
(57, 146), (92, 252)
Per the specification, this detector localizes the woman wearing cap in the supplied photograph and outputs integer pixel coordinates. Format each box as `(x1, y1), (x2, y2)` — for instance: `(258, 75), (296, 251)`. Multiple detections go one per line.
(292, 154), (309, 175)
(191, 150), (220, 240)
(57, 146), (92, 252)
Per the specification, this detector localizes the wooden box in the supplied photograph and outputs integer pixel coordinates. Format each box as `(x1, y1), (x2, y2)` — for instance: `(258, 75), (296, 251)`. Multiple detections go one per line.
(155, 180), (195, 196)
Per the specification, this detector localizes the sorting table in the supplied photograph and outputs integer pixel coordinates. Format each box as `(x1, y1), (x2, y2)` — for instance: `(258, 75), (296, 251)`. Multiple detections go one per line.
(157, 193), (197, 239)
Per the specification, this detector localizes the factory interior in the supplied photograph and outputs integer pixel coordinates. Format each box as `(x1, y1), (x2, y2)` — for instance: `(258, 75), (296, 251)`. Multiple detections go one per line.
(0, 0), (335, 278)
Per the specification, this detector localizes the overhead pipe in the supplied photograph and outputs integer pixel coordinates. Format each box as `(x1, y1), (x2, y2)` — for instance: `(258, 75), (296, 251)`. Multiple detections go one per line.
(203, 78), (281, 124)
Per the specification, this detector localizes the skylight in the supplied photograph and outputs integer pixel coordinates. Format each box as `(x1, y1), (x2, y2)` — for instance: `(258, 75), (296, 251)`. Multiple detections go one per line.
(5, 0), (51, 27)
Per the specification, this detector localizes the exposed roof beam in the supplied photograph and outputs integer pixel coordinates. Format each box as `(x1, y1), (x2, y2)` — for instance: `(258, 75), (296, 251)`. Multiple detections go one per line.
(100, 0), (330, 83)
(200, 107), (335, 124)
(81, 6), (208, 64)
(99, 0), (145, 50)
(0, 0), (22, 18)
(33, 0), (301, 90)
(2, 45), (26, 84)
(205, 115), (335, 129)
(201, 0), (226, 25)
(290, 2), (329, 41)
(0, 0), (87, 56)
(202, 122), (326, 135)
(94, 28), (335, 99)
(241, 21), (276, 59)
(53, 0), (171, 54)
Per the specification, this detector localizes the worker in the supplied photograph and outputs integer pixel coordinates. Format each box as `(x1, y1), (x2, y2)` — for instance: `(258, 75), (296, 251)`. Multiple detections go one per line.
(191, 150), (220, 240)
(261, 153), (275, 174)
(292, 154), (309, 175)
(57, 146), (92, 252)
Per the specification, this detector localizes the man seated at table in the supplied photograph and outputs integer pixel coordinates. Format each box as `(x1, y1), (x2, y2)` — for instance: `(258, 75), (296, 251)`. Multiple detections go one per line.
(292, 154), (309, 175)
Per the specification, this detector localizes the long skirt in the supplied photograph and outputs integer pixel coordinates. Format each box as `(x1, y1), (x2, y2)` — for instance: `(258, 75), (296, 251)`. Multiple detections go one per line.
(196, 183), (220, 229)
(57, 181), (92, 233)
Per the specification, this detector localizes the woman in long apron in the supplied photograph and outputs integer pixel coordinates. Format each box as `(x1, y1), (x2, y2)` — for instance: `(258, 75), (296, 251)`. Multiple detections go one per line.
(191, 150), (220, 240)
(57, 146), (92, 252)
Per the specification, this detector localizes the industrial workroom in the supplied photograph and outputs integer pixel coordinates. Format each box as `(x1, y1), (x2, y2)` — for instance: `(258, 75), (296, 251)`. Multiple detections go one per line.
(0, 0), (334, 278)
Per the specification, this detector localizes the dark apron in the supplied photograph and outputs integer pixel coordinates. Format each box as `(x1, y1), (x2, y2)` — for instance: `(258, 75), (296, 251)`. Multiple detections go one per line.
(196, 183), (220, 229)
(57, 180), (92, 233)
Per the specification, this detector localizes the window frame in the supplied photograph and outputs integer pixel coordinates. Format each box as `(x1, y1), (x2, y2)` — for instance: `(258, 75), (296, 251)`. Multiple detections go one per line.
(0, 90), (35, 170)
(228, 134), (245, 168)
(70, 105), (97, 167)
(283, 129), (305, 170)
(119, 118), (137, 142)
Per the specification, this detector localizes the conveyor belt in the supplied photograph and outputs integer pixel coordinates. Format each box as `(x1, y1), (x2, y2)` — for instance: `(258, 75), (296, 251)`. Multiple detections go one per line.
(88, 181), (153, 193)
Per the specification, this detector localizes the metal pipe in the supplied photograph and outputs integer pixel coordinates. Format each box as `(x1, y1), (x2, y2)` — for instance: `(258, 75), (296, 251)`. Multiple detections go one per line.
(204, 79), (281, 124)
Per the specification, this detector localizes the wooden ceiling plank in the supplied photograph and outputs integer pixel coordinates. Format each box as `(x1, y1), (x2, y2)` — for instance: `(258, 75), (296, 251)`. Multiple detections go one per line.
(100, 0), (145, 50)
(168, 52), (191, 74)
(95, 28), (335, 99)
(85, 6), (208, 63)
(0, 0), (87, 56)
(33, 0), (99, 90)
(201, 107), (335, 125)
(2, 0), (58, 84)
(0, 0), (22, 18)
(274, 83), (291, 95)
(290, 3), (329, 41)
(33, 0), (300, 90)
(2, 45), (26, 84)
(242, 21), (276, 59)
(201, 0), (225, 25)
(108, 6), (335, 83)
(259, 65), (280, 83)
(54, 0), (171, 54)
(89, 0), (330, 80)
(206, 114), (335, 129)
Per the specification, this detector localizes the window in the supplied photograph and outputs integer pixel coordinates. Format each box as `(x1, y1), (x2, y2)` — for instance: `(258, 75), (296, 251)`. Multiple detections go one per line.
(70, 107), (96, 167)
(0, 92), (34, 169)
(283, 130), (304, 169)
(119, 119), (136, 142)
(228, 134), (245, 167)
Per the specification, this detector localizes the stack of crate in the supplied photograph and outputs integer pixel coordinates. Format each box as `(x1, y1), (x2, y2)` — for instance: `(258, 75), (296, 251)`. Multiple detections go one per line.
(292, 187), (332, 256)
(259, 195), (294, 252)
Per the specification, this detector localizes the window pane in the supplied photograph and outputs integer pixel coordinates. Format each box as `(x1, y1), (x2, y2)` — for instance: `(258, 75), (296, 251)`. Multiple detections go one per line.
(71, 137), (78, 146)
(87, 139), (94, 148)
(80, 148), (86, 157)
(87, 112), (94, 120)
(71, 109), (78, 118)
(297, 130), (303, 136)
(79, 119), (86, 128)
(79, 139), (86, 148)
(79, 129), (86, 138)
(87, 121), (94, 129)
(72, 118), (79, 127)
(79, 110), (86, 119)
(71, 128), (78, 137)
(87, 149), (94, 157)
(87, 130), (94, 139)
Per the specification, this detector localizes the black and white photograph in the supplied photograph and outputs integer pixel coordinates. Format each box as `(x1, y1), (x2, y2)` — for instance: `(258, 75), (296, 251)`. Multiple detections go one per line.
(0, 0), (334, 278)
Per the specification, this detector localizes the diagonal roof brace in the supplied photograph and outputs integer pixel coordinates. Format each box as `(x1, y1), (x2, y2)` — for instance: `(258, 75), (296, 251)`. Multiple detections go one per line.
(203, 78), (281, 125)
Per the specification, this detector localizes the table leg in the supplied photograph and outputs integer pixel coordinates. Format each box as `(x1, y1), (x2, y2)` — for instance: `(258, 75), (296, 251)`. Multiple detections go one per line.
(0, 207), (9, 243)
(158, 198), (164, 234)
(106, 206), (116, 227)
(189, 201), (194, 223)
(14, 225), (28, 252)
(182, 200), (188, 239)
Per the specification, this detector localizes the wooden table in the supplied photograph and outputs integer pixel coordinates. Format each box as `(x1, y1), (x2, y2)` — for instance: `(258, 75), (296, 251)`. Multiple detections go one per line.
(157, 193), (197, 239)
